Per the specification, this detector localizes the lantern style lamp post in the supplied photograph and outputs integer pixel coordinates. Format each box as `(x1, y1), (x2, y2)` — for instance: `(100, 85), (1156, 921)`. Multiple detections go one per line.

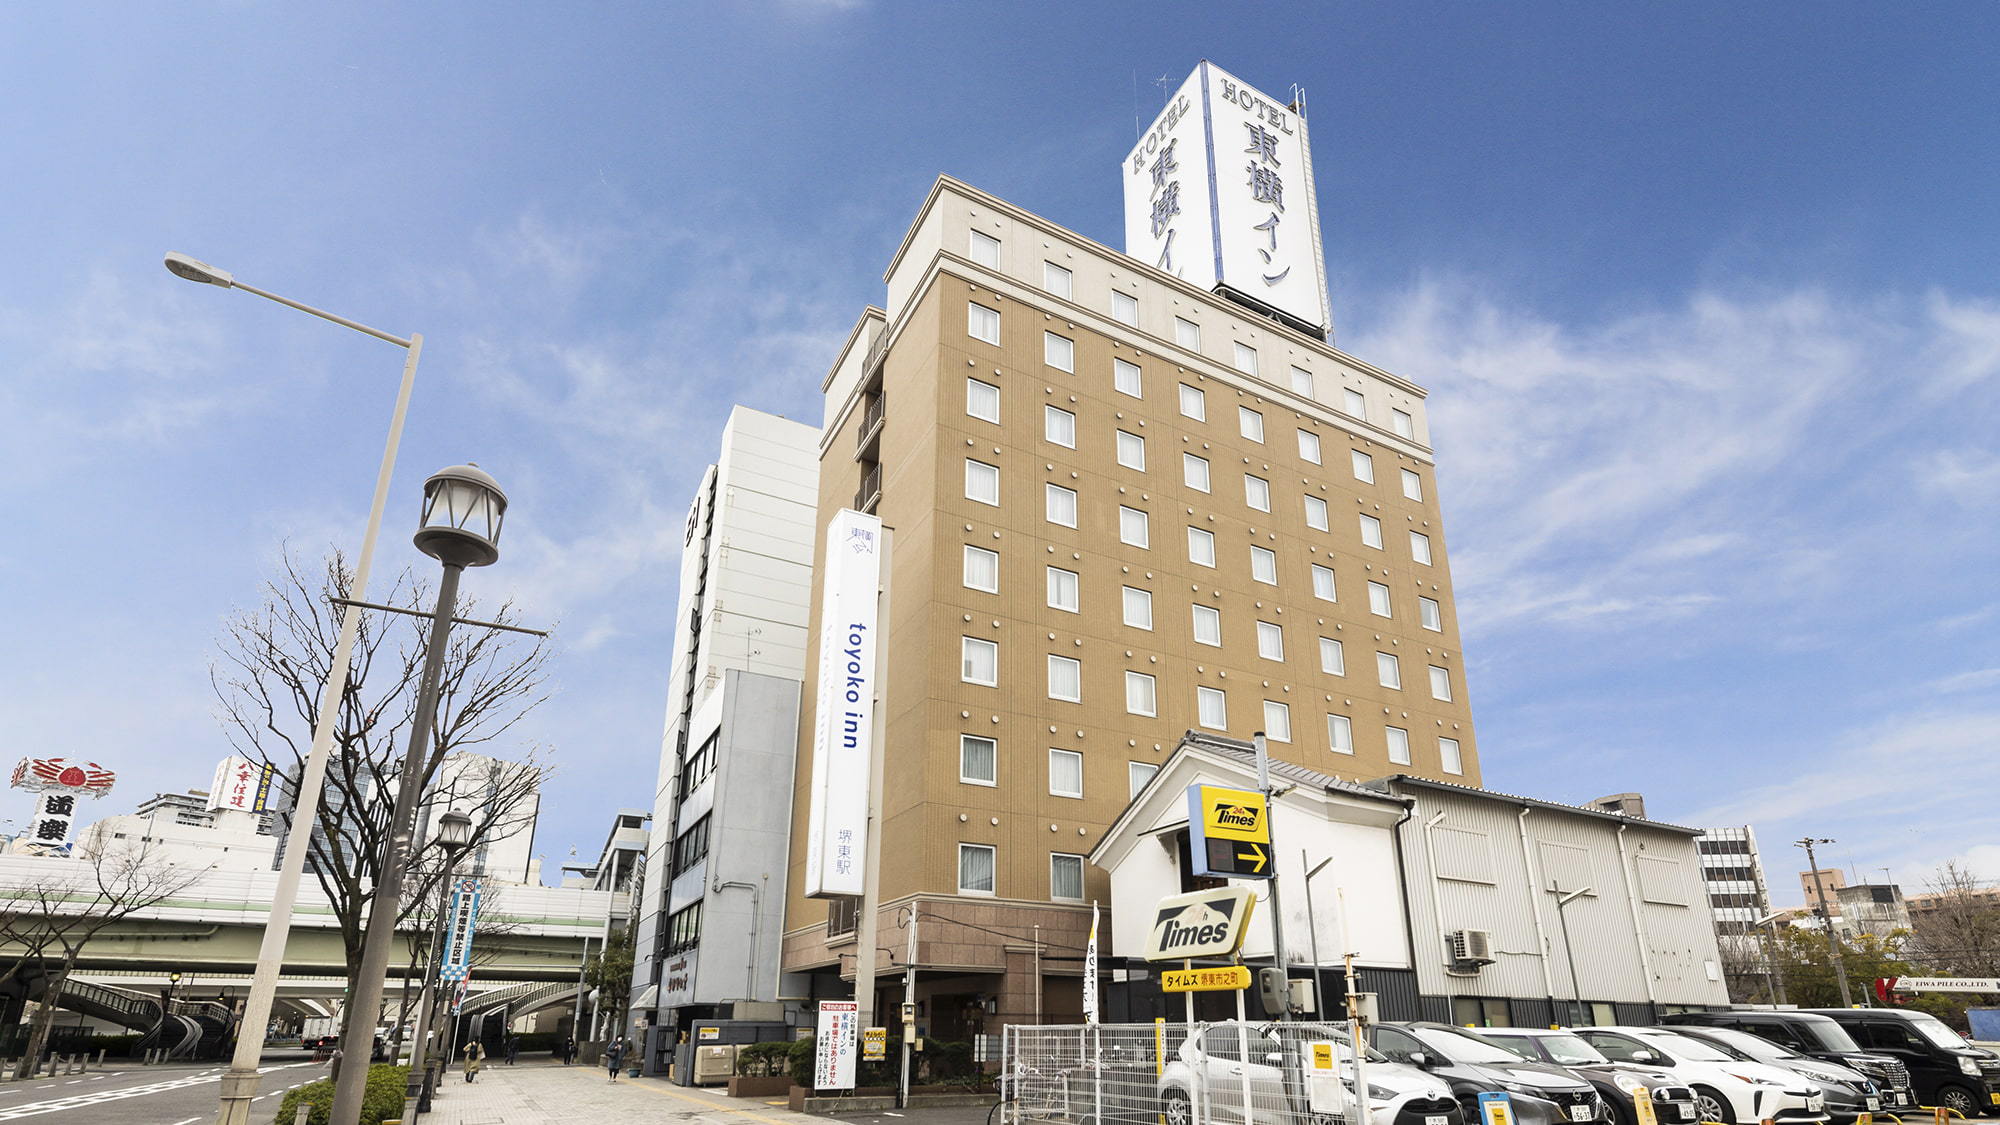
(408, 807), (473, 1114)
(328, 466), (506, 1125)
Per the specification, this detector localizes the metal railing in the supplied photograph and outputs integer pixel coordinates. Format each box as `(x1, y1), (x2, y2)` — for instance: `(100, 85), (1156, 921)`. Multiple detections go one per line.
(855, 463), (882, 512)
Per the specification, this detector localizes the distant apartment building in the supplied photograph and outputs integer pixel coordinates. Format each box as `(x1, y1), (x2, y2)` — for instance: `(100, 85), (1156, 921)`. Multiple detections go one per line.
(1802, 866), (1847, 914)
(629, 406), (820, 1071)
(1833, 882), (1910, 942)
(1696, 826), (1776, 999)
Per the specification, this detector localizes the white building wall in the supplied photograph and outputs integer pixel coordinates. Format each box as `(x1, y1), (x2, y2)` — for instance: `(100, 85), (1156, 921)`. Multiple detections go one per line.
(78, 807), (277, 874)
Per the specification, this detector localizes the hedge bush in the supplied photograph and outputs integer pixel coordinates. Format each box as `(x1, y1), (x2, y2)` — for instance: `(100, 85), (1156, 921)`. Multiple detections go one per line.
(275, 1064), (407, 1125)
(739, 1041), (792, 1076)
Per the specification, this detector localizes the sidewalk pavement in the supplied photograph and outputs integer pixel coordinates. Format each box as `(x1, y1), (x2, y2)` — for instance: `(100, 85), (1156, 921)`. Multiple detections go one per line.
(412, 1061), (855, 1125)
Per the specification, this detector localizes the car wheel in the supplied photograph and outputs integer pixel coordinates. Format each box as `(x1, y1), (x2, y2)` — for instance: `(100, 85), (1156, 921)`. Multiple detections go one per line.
(1936, 1086), (1980, 1118)
(1691, 1086), (1735, 1125)
(1163, 1089), (1192, 1125)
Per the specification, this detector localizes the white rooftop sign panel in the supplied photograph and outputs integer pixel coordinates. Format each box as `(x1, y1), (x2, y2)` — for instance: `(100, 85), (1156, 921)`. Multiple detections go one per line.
(802, 508), (883, 898)
(1123, 60), (1331, 335)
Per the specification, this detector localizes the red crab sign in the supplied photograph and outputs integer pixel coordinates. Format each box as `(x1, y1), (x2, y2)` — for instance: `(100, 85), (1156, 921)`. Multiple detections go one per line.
(10, 757), (117, 797)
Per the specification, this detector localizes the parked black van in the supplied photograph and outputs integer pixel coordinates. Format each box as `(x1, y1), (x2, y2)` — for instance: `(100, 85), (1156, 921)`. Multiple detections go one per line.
(1662, 1011), (1916, 1111)
(1806, 1008), (2000, 1118)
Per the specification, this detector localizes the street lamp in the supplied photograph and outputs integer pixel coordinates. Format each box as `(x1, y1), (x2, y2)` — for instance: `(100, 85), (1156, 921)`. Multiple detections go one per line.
(1754, 909), (1790, 1005)
(329, 465), (507, 1125)
(166, 253), (423, 1125)
(409, 808), (474, 1114)
(1552, 885), (1593, 1026)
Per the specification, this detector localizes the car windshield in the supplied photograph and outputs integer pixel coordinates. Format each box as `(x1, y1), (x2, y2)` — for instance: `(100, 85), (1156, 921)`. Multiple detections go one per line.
(1910, 1018), (1974, 1050)
(1532, 1034), (1611, 1066)
(1798, 1021), (1863, 1053)
(1700, 1029), (1798, 1061)
(1642, 1032), (1735, 1062)
(1268, 1024), (1391, 1063)
(1416, 1027), (1531, 1065)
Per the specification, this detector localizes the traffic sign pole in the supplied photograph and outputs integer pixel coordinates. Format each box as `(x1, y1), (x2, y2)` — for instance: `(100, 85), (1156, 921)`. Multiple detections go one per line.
(1254, 732), (1290, 1019)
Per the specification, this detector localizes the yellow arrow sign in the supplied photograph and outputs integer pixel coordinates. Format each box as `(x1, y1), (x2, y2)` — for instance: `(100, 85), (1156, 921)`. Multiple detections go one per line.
(1236, 842), (1268, 873)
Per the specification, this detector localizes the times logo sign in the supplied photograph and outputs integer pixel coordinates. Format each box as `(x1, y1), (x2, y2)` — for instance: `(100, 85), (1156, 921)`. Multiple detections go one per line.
(1142, 886), (1256, 961)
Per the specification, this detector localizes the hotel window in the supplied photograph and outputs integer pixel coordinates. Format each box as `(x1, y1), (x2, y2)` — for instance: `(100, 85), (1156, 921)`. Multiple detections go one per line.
(1311, 564), (1336, 601)
(1304, 495), (1329, 531)
(1342, 388), (1367, 419)
(1256, 621), (1284, 662)
(1250, 545), (1278, 585)
(1197, 685), (1227, 730)
(1238, 406), (1265, 442)
(1175, 316), (1200, 351)
(1112, 290), (1139, 326)
(1319, 637), (1345, 676)
(1429, 665), (1453, 702)
(1045, 483), (1078, 527)
(1119, 505), (1149, 548)
(1368, 581), (1392, 617)
(1125, 671), (1158, 716)
(963, 545), (999, 593)
(1047, 655), (1082, 702)
(1297, 429), (1321, 464)
(1116, 430), (1146, 470)
(962, 637), (998, 686)
(1114, 357), (1143, 398)
(1410, 532), (1433, 565)
(1244, 474), (1270, 512)
(1233, 342), (1259, 376)
(965, 377), (1000, 424)
(959, 735), (997, 786)
(958, 843), (996, 895)
(1122, 586), (1153, 630)
(968, 302), (1000, 346)
(1050, 852), (1085, 901)
(1386, 726), (1411, 766)
(968, 230), (1000, 268)
(1043, 261), (1072, 299)
(1049, 748), (1083, 798)
(1044, 405), (1076, 448)
(1377, 652), (1402, 689)
(1045, 331), (1075, 373)
(1183, 453), (1211, 492)
(1187, 526), (1216, 567)
(1439, 737), (1464, 775)
(1419, 596), (1442, 632)
(1351, 449), (1374, 484)
(1192, 604), (1222, 647)
(1327, 714), (1354, 755)
(965, 459), (999, 506)
(1128, 761), (1159, 798)
(1262, 700), (1292, 742)
(1391, 408), (1415, 439)
(1046, 566), (1079, 613)
(1401, 468), (1423, 501)
(1359, 514), (1383, 549)
(1178, 383), (1205, 420)
(1290, 365), (1314, 397)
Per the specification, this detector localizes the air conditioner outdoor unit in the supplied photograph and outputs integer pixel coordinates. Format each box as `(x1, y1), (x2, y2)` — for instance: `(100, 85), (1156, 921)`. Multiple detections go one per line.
(1449, 928), (1496, 967)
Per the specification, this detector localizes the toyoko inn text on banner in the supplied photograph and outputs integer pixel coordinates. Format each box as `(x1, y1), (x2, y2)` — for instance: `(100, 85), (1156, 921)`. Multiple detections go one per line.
(804, 509), (883, 898)
(1123, 60), (1331, 336)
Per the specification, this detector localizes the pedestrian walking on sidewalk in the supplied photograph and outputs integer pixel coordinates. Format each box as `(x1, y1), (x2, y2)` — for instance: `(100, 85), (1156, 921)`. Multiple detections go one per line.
(463, 1040), (485, 1083)
(605, 1037), (625, 1082)
(561, 1035), (575, 1066)
(506, 1035), (517, 1066)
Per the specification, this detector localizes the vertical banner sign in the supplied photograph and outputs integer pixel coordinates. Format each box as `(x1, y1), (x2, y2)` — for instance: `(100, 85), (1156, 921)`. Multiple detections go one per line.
(813, 1000), (859, 1090)
(438, 878), (483, 982)
(804, 509), (884, 898)
(1122, 61), (1332, 336)
(1083, 902), (1100, 1024)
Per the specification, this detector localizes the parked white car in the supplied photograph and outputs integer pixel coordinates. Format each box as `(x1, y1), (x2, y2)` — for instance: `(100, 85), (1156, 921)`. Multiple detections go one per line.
(1573, 1028), (1829, 1125)
(1159, 1021), (1464, 1125)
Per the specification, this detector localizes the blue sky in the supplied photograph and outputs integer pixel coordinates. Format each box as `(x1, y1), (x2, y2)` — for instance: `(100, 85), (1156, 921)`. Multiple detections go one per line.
(3, 4), (1995, 901)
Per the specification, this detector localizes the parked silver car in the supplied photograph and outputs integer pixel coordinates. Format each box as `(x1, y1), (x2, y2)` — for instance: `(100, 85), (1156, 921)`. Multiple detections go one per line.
(1159, 1021), (1464, 1125)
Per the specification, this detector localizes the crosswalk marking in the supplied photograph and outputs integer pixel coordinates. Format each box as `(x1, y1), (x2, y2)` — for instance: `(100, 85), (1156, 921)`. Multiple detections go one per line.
(0, 1061), (312, 1121)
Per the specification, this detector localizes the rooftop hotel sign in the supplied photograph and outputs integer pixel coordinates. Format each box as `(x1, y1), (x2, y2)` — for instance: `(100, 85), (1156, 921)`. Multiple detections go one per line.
(1123, 60), (1331, 336)
(804, 508), (883, 897)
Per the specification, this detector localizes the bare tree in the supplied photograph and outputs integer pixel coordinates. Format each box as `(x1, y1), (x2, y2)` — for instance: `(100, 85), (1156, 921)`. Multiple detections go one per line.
(1906, 862), (2000, 979)
(210, 547), (553, 1051)
(0, 838), (203, 1076)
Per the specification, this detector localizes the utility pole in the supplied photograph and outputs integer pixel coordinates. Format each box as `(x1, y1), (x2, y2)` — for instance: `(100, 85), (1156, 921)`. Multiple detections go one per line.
(1253, 732), (1291, 1018)
(898, 905), (917, 1109)
(1338, 888), (1373, 1125)
(1797, 838), (1854, 1007)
